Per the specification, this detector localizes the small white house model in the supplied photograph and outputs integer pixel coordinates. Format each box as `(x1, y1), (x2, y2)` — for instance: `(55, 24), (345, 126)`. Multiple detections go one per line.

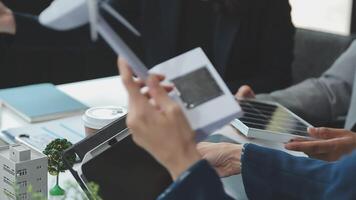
(0, 144), (47, 200)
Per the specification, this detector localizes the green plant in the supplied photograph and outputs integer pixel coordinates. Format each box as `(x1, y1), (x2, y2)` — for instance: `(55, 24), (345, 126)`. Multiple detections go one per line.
(43, 139), (76, 196)
(63, 181), (103, 200)
(16, 181), (102, 200)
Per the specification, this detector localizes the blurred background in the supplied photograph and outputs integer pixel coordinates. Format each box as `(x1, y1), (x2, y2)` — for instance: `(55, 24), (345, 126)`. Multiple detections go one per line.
(0, 0), (117, 89)
(3, 0), (354, 35)
(1, 0), (355, 89)
(291, 0), (352, 35)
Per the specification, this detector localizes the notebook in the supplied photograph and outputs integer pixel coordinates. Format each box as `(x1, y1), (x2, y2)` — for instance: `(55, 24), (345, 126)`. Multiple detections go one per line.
(0, 83), (88, 123)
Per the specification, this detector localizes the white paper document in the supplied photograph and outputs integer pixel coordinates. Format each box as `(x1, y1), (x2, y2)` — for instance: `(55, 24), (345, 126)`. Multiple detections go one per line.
(150, 48), (242, 140)
(2, 116), (85, 152)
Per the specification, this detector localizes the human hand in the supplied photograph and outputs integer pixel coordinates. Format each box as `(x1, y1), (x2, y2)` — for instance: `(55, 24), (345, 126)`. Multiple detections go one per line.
(133, 75), (174, 98)
(118, 58), (201, 180)
(235, 85), (255, 99)
(0, 1), (16, 34)
(197, 142), (242, 177)
(285, 127), (356, 161)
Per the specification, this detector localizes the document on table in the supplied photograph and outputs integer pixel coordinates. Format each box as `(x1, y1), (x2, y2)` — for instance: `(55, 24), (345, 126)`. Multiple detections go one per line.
(1, 116), (85, 152)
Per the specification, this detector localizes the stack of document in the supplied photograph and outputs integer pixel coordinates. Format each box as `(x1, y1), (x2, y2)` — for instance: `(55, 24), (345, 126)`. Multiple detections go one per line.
(2, 116), (85, 152)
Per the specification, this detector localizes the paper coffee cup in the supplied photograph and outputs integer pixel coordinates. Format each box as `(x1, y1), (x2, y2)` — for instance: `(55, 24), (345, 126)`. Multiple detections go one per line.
(82, 106), (127, 137)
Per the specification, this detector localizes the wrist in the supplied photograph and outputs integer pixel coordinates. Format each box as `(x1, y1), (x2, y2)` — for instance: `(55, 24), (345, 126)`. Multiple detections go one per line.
(232, 144), (242, 159)
(166, 143), (201, 180)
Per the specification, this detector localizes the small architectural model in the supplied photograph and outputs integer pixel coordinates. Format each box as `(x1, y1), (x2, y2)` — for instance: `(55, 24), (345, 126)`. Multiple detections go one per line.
(0, 144), (48, 200)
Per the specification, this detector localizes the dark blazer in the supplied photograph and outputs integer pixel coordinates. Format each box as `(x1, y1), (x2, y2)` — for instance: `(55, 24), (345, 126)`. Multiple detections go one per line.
(2, 0), (295, 92)
(159, 144), (356, 200)
(111, 0), (295, 93)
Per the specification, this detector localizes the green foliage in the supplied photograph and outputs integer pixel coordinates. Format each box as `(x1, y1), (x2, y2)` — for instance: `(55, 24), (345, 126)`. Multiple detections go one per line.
(87, 182), (102, 200)
(63, 181), (103, 200)
(21, 181), (103, 200)
(43, 138), (76, 176)
(27, 185), (46, 200)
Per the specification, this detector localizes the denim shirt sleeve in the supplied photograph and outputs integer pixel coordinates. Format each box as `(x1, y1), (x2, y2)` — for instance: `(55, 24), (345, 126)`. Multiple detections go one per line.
(157, 160), (234, 200)
(241, 143), (356, 200)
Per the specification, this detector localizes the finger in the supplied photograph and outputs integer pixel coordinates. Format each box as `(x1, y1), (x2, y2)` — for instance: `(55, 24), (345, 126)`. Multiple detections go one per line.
(235, 85), (255, 99)
(146, 75), (175, 110)
(142, 85), (174, 98)
(135, 74), (167, 88)
(308, 127), (349, 139)
(285, 140), (336, 154)
(304, 153), (337, 162)
(197, 142), (214, 151)
(216, 167), (239, 178)
(197, 143), (216, 156)
(197, 142), (214, 148)
(118, 58), (145, 103)
(135, 79), (146, 88)
(288, 137), (311, 143)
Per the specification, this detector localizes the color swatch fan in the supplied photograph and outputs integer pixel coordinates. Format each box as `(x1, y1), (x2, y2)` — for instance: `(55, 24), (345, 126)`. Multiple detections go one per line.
(231, 99), (313, 143)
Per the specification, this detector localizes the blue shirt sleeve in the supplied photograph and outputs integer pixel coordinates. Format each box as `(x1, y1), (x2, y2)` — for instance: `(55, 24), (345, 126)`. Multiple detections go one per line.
(241, 144), (356, 200)
(157, 160), (234, 200)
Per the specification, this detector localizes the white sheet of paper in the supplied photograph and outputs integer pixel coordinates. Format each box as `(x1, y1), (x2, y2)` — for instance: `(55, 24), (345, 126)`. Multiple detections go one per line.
(3, 116), (85, 152)
(150, 48), (242, 140)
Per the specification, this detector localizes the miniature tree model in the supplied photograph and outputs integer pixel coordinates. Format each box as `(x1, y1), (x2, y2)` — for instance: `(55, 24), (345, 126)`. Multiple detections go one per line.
(43, 139), (76, 196)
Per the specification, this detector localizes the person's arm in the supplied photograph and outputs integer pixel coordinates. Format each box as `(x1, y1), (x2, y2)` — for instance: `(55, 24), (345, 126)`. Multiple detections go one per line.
(118, 59), (234, 200)
(4, 0), (143, 47)
(12, 12), (91, 47)
(256, 41), (356, 126)
(157, 160), (234, 200)
(0, 0), (91, 46)
(242, 144), (356, 200)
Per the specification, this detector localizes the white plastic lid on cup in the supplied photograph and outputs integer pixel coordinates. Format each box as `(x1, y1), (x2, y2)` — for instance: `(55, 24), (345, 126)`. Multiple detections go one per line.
(82, 106), (127, 130)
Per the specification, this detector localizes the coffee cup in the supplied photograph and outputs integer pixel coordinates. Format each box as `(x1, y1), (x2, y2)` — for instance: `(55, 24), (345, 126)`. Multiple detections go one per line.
(82, 106), (127, 137)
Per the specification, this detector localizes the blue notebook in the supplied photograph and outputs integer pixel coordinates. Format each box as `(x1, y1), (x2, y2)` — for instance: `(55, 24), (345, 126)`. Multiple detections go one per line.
(0, 83), (88, 123)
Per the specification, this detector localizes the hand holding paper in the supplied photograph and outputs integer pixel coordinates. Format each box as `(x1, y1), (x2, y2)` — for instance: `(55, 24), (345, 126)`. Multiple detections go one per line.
(39, 0), (242, 139)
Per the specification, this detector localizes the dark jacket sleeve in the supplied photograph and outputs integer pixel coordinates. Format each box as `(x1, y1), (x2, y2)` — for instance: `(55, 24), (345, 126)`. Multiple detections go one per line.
(157, 160), (234, 200)
(12, 0), (143, 52)
(227, 0), (295, 93)
(242, 144), (356, 200)
(12, 0), (144, 47)
(13, 12), (91, 47)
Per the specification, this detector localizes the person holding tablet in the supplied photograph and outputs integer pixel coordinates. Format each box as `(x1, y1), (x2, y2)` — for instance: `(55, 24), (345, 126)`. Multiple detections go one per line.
(235, 41), (356, 162)
(117, 40), (356, 199)
(0, 0), (295, 93)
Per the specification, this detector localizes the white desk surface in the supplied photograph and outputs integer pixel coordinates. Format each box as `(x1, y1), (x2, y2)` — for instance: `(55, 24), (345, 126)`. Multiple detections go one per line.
(0, 76), (304, 200)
